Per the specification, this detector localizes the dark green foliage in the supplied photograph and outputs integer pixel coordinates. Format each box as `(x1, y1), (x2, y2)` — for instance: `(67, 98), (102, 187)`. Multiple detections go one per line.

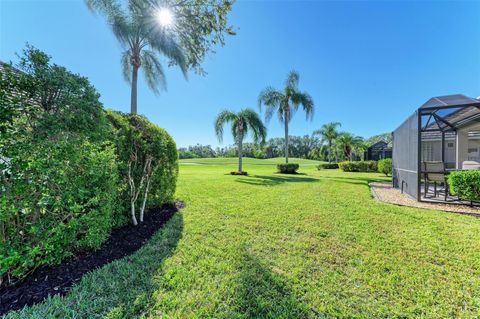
(0, 46), (178, 284)
(106, 110), (178, 224)
(338, 161), (378, 172)
(230, 171), (248, 176)
(448, 171), (480, 202)
(0, 46), (119, 284)
(378, 159), (392, 176)
(178, 144), (216, 159)
(365, 132), (392, 147)
(277, 163), (300, 174)
(0, 136), (118, 282)
(317, 163), (339, 170)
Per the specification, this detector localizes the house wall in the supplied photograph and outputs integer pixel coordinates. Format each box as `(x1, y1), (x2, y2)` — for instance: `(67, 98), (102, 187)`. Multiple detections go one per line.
(456, 122), (480, 169)
(421, 139), (456, 168)
(392, 112), (419, 200)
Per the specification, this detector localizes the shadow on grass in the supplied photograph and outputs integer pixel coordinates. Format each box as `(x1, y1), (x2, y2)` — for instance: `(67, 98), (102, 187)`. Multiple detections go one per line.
(6, 213), (184, 319)
(320, 175), (389, 185)
(234, 247), (311, 318)
(235, 174), (319, 186)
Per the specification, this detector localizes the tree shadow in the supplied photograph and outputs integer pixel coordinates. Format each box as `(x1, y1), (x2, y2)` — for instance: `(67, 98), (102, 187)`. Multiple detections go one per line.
(10, 212), (184, 318)
(320, 175), (389, 185)
(233, 247), (312, 318)
(236, 174), (319, 186)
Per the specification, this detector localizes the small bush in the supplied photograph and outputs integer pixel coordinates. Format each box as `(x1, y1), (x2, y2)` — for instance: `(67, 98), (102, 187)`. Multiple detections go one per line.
(317, 163), (339, 170)
(277, 163), (300, 174)
(338, 161), (378, 172)
(230, 171), (248, 176)
(106, 111), (178, 226)
(378, 159), (392, 176)
(448, 171), (480, 202)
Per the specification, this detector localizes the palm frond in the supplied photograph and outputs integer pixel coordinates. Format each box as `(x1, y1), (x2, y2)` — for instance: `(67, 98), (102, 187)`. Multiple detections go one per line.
(284, 70), (299, 90)
(240, 108), (267, 144)
(290, 91), (314, 121)
(121, 49), (132, 83)
(258, 87), (284, 123)
(145, 27), (188, 79)
(214, 110), (237, 143)
(140, 49), (166, 93)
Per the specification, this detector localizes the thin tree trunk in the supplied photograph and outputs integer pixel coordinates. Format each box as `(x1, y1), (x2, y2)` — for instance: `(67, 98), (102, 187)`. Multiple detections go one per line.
(130, 65), (139, 114)
(238, 138), (243, 173)
(131, 201), (138, 226)
(284, 115), (289, 164)
(328, 140), (332, 163)
(140, 177), (150, 223)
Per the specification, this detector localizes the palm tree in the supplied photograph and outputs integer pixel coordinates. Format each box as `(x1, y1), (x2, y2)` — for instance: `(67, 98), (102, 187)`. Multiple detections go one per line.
(336, 132), (363, 161)
(258, 70), (314, 164)
(214, 109), (266, 173)
(86, 0), (187, 114)
(314, 122), (341, 163)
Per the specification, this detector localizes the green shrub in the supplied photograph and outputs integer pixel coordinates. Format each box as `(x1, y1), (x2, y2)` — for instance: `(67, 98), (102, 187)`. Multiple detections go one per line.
(0, 135), (118, 283)
(106, 111), (178, 225)
(338, 161), (378, 172)
(378, 159), (392, 176)
(277, 163), (300, 174)
(317, 163), (339, 170)
(448, 171), (480, 202)
(0, 46), (180, 285)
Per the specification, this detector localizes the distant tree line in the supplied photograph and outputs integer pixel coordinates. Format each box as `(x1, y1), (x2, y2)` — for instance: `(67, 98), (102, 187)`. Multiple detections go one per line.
(179, 129), (390, 162)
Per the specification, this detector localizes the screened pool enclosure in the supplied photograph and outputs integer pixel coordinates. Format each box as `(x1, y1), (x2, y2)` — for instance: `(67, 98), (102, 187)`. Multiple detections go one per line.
(392, 94), (480, 202)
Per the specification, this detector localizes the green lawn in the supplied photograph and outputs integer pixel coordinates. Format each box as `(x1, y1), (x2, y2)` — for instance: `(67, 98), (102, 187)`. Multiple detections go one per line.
(5, 160), (480, 318)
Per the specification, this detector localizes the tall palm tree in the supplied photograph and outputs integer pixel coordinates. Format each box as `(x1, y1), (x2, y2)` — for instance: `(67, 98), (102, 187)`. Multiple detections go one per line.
(214, 109), (266, 174)
(258, 70), (314, 164)
(86, 0), (187, 114)
(314, 122), (341, 163)
(336, 132), (363, 161)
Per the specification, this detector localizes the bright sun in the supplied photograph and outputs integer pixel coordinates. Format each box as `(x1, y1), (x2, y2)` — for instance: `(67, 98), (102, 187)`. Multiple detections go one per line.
(156, 8), (174, 27)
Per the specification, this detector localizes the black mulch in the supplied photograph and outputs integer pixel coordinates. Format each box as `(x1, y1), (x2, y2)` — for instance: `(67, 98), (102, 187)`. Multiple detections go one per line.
(0, 201), (184, 316)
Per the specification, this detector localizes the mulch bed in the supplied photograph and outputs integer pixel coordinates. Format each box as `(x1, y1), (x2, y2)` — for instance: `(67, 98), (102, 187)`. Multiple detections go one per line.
(0, 201), (184, 316)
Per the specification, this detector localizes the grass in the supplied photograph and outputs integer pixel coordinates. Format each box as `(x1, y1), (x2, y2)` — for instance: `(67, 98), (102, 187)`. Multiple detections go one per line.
(4, 160), (480, 318)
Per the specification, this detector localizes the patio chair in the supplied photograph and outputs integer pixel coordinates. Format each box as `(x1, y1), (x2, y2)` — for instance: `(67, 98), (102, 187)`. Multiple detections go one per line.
(423, 161), (449, 201)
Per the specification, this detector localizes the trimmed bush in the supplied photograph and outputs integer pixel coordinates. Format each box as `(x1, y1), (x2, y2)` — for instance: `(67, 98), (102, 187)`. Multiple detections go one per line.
(277, 163), (300, 174)
(378, 159), (392, 176)
(106, 111), (178, 226)
(338, 161), (378, 172)
(448, 170), (480, 202)
(0, 135), (119, 283)
(231, 171), (248, 176)
(317, 163), (339, 170)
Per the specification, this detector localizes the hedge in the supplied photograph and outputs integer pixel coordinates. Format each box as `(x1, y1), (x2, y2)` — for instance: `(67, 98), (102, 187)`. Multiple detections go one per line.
(277, 163), (300, 174)
(448, 170), (480, 202)
(317, 163), (339, 170)
(338, 161), (378, 172)
(0, 46), (178, 285)
(378, 159), (392, 176)
(0, 135), (119, 283)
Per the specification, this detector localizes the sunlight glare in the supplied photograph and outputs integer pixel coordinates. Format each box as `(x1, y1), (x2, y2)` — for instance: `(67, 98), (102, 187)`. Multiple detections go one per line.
(156, 8), (174, 27)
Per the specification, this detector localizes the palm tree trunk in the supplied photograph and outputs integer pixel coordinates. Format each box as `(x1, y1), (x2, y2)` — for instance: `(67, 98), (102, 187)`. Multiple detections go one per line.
(130, 65), (139, 114)
(328, 140), (332, 163)
(238, 138), (243, 173)
(284, 118), (289, 164)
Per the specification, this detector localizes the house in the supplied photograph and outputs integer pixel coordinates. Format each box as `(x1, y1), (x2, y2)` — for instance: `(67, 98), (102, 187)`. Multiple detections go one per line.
(392, 94), (480, 202)
(364, 140), (392, 161)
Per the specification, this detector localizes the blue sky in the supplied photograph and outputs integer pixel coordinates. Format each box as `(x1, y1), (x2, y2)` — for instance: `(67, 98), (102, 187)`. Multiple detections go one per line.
(1, 0), (479, 147)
